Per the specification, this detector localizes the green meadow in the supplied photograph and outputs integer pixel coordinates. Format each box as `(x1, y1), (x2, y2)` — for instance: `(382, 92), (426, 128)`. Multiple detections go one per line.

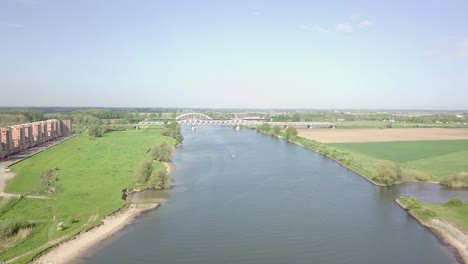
(399, 197), (468, 230)
(0, 128), (173, 263)
(334, 140), (468, 181)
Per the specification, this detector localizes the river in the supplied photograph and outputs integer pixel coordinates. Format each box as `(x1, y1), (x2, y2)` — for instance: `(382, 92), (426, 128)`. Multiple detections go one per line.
(82, 127), (465, 264)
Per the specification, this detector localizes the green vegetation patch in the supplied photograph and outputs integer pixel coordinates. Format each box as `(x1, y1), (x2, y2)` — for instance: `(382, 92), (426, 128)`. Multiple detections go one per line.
(1, 128), (174, 263)
(334, 140), (468, 162)
(0, 219), (33, 240)
(399, 197), (468, 230)
(406, 151), (468, 180)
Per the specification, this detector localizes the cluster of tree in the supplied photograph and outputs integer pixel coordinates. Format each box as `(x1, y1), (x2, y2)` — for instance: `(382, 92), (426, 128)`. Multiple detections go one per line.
(71, 111), (144, 125)
(284, 127), (298, 140)
(256, 123), (297, 139)
(150, 142), (173, 162)
(0, 110), (46, 126)
(373, 161), (402, 185)
(440, 173), (468, 187)
(79, 109), (128, 119)
(0, 110), (45, 122)
(0, 114), (28, 127)
(256, 123), (271, 133)
(135, 159), (171, 190)
(88, 125), (107, 138)
(271, 113), (329, 122)
(162, 122), (184, 144)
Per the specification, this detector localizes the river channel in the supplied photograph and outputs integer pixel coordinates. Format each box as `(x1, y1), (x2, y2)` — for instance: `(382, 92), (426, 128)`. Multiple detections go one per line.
(82, 127), (466, 264)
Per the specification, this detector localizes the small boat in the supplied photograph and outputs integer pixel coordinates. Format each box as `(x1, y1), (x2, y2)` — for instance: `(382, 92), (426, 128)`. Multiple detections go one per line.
(231, 154), (237, 159)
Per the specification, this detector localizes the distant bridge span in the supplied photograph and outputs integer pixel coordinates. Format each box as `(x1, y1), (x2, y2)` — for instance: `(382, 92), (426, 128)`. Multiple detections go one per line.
(175, 113), (213, 121)
(139, 113), (335, 128)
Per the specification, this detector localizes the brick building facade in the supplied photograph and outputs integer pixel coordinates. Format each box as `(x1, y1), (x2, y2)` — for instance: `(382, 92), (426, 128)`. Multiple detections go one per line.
(0, 119), (72, 159)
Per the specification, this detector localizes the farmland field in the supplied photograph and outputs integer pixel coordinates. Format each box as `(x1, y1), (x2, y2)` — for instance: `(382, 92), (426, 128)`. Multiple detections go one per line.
(334, 140), (468, 162)
(298, 128), (468, 143)
(334, 140), (468, 180)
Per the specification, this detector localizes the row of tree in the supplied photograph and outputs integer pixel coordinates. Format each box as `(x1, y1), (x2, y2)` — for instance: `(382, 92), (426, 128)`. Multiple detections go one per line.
(0, 110), (46, 126)
(135, 158), (172, 190)
(257, 123), (298, 140)
(135, 142), (174, 190)
(162, 122), (184, 144)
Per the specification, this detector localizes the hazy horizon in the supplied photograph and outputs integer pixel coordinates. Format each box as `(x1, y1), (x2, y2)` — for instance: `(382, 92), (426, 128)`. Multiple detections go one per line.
(1, 0), (467, 109)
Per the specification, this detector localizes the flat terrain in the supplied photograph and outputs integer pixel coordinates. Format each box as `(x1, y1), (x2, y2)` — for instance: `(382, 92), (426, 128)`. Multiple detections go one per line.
(298, 128), (468, 143)
(334, 140), (468, 180)
(0, 129), (173, 263)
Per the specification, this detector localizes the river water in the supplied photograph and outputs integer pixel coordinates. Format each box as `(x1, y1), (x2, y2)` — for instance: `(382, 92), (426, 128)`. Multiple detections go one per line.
(83, 127), (467, 264)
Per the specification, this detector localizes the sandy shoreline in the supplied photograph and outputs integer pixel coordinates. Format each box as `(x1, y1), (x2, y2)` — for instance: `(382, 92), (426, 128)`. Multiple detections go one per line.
(32, 203), (159, 264)
(395, 199), (468, 264)
(32, 161), (176, 263)
(163, 161), (175, 175)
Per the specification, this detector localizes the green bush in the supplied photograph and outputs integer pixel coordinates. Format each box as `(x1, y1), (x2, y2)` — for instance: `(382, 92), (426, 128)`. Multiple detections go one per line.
(88, 125), (106, 138)
(272, 125), (281, 135)
(441, 173), (468, 187)
(415, 208), (437, 218)
(372, 161), (402, 186)
(443, 198), (463, 207)
(401, 197), (422, 210)
(150, 142), (173, 162)
(135, 159), (153, 183)
(257, 123), (271, 132)
(285, 127), (298, 140)
(146, 170), (172, 190)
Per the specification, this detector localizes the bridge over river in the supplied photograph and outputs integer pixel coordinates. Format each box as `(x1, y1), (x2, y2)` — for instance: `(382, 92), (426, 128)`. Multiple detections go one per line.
(138, 113), (335, 128)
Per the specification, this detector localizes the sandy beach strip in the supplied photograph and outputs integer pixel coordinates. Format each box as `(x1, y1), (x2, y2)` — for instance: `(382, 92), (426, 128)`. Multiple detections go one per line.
(395, 199), (468, 264)
(163, 161), (175, 175)
(32, 203), (159, 264)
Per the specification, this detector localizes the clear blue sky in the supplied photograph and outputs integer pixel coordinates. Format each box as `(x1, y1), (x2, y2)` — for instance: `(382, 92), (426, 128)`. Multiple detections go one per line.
(1, 0), (467, 109)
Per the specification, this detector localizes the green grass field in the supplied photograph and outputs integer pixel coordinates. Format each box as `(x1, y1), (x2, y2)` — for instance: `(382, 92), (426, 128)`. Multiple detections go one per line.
(334, 140), (468, 181)
(0, 128), (173, 263)
(399, 197), (468, 230)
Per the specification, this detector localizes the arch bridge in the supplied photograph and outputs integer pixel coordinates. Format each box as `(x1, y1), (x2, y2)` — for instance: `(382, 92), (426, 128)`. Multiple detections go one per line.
(138, 113), (335, 128)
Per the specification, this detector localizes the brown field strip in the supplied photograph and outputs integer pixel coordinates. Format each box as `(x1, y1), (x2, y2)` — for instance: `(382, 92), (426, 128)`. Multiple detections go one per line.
(297, 128), (468, 143)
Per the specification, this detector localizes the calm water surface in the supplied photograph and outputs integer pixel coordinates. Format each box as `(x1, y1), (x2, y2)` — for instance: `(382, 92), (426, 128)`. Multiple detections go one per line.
(83, 127), (466, 264)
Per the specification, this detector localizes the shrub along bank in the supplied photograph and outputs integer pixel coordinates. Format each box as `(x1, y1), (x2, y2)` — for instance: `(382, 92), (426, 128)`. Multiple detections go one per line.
(256, 126), (417, 186)
(257, 125), (468, 186)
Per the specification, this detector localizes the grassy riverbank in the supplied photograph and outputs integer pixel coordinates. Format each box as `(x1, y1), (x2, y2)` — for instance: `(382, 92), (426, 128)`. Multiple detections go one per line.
(0, 128), (174, 263)
(398, 197), (468, 228)
(258, 129), (400, 185)
(335, 140), (468, 182)
(397, 197), (468, 263)
(257, 128), (468, 186)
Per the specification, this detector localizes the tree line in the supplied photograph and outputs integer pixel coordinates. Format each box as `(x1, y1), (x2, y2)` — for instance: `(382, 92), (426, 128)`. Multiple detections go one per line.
(135, 142), (173, 190)
(257, 123), (298, 140)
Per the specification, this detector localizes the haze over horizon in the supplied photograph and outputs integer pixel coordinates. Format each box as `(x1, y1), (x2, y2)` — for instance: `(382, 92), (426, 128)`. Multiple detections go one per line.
(1, 0), (467, 110)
